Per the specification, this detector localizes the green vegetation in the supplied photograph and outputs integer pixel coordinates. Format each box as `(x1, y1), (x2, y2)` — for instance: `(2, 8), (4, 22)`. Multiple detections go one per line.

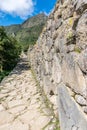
(5, 24), (21, 35)
(74, 47), (81, 53)
(67, 31), (73, 41)
(0, 26), (21, 82)
(0, 70), (10, 82)
(5, 13), (47, 52)
(0, 13), (47, 81)
(0, 14), (47, 82)
(66, 31), (75, 45)
(16, 23), (45, 51)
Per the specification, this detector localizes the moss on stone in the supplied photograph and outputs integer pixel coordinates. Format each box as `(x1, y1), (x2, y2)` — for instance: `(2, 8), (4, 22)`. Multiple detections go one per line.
(74, 47), (81, 53)
(67, 31), (73, 40)
(68, 18), (74, 26)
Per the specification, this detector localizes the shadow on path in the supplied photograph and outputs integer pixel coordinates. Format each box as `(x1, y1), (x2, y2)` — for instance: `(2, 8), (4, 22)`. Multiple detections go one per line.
(0, 55), (31, 85)
(10, 57), (31, 75)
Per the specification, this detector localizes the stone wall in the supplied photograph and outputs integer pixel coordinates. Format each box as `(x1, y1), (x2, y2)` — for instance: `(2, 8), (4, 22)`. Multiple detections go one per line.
(28, 0), (87, 129)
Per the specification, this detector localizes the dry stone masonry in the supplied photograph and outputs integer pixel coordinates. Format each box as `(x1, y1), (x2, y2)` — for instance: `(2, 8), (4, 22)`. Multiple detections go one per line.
(29, 0), (87, 129)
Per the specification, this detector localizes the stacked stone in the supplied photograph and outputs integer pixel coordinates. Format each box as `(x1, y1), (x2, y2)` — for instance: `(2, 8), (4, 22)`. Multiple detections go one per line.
(29, 0), (87, 129)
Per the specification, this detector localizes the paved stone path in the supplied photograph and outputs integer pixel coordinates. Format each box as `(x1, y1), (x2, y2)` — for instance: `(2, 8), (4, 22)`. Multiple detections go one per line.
(0, 55), (58, 130)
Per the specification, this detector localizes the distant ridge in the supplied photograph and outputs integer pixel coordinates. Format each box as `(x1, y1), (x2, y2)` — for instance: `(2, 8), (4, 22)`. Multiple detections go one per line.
(22, 13), (47, 28)
(5, 13), (47, 51)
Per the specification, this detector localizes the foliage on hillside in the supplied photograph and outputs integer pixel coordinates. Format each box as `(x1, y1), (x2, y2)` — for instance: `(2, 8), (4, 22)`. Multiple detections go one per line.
(0, 27), (21, 82)
(22, 13), (47, 28)
(5, 13), (47, 52)
(5, 24), (21, 35)
(17, 23), (45, 51)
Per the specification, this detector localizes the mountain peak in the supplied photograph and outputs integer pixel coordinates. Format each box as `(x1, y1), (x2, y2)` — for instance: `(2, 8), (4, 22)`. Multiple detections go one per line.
(5, 13), (48, 51)
(22, 13), (47, 28)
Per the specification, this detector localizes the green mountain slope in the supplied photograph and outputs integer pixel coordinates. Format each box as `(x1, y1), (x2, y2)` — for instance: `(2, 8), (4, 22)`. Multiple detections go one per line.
(22, 13), (47, 28)
(5, 13), (47, 51)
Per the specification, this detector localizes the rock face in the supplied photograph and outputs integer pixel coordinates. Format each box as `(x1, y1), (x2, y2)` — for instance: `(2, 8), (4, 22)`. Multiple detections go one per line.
(29, 0), (87, 129)
(58, 83), (87, 130)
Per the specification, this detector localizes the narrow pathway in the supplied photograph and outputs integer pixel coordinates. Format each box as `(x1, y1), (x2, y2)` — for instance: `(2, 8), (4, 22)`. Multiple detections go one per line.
(0, 55), (57, 130)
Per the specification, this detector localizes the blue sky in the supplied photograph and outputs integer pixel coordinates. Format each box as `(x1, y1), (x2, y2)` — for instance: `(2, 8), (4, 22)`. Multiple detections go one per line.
(0, 0), (56, 26)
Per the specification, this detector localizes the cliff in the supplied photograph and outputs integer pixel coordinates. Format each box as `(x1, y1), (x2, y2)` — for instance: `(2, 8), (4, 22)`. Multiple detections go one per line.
(29, 0), (87, 129)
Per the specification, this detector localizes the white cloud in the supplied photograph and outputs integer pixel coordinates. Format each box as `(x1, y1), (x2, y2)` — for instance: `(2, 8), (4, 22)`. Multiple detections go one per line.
(0, 0), (34, 19)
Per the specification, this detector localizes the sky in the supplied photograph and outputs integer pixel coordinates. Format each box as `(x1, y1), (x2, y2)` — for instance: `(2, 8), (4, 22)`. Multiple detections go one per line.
(0, 0), (57, 26)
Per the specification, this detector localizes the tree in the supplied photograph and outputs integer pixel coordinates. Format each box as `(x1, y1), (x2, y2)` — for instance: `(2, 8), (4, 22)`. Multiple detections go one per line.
(0, 26), (21, 72)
